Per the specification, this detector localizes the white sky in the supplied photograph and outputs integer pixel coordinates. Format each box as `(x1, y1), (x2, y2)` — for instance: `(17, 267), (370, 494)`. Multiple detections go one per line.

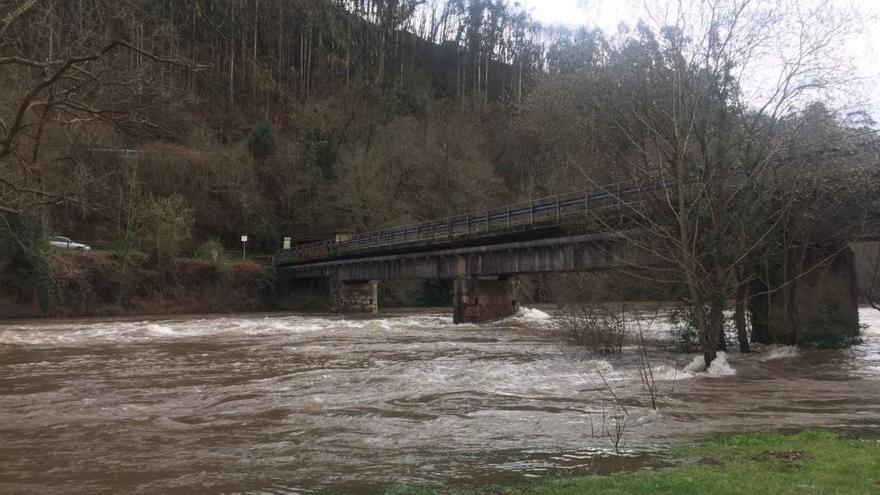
(524, 0), (639, 33)
(523, 0), (880, 121)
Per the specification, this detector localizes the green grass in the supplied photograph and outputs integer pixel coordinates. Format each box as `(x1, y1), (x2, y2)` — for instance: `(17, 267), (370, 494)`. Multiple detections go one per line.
(383, 430), (880, 495)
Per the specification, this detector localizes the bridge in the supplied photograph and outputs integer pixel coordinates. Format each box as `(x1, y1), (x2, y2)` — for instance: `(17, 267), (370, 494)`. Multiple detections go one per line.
(273, 182), (657, 322)
(273, 175), (877, 345)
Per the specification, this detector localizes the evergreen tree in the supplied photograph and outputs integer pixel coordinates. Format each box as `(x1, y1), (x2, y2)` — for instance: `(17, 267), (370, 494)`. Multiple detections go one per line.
(248, 120), (276, 160)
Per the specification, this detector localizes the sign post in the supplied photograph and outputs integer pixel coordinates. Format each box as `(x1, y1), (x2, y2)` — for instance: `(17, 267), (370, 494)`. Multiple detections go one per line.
(241, 235), (248, 260)
(283, 237), (292, 250)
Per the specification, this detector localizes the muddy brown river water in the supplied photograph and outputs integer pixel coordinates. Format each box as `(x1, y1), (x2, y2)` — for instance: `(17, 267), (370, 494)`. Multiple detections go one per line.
(1, 307), (879, 494)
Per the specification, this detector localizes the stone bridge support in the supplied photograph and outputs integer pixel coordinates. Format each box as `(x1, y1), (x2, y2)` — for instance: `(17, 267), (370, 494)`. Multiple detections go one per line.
(750, 244), (859, 346)
(453, 276), (520, 324)
(333, 280), (379, 315)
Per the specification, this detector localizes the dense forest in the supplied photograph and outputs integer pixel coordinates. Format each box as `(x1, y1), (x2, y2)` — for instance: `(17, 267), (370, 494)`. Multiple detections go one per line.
(1, 0), (879, 362)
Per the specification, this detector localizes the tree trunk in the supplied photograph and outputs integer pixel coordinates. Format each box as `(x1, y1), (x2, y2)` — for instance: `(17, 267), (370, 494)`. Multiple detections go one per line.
(229, 47), (235, 105)
(706, 299), (725, 365)
(735, 281), (751, 353)
(517, 57), (523, 107)
(253, 0), (259, 106)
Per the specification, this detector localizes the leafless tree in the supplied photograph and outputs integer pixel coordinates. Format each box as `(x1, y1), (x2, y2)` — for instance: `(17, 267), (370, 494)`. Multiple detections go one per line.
(0, 0), (200, 217)
(563, 0), (874, 366)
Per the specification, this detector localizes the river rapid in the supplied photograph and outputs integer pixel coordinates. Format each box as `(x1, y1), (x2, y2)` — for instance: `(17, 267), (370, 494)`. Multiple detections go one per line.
(1, 307), (880, 494)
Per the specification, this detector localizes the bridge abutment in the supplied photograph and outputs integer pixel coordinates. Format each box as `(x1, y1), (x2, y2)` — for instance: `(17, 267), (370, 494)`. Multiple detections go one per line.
(453, 276), (520, 324)
(333, 280), (379, 315)
(750, 244), (859, 346)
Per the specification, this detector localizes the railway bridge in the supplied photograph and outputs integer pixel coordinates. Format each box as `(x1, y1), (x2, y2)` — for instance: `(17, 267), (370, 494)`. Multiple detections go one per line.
(274, 184), (648, 322)
(274, 179), (874, 339)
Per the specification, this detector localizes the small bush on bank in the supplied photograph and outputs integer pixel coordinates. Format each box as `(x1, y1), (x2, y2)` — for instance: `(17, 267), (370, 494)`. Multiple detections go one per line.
(194, 239), (226, 262)
(51, 251), (122, 315)
(141, 194), (195, 265)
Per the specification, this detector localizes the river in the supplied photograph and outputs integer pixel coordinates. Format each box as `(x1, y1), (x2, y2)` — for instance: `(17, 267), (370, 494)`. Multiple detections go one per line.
(1, 307), (879, 494)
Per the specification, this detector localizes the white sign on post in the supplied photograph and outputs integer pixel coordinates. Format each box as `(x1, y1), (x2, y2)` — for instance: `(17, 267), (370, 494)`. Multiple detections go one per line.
(283, 237), (292, 250)
(241, 235), (248, 243)
(240, 235), (248, 260)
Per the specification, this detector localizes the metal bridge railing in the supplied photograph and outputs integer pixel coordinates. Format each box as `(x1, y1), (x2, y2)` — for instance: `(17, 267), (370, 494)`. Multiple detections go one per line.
(273, 181), (646, 266)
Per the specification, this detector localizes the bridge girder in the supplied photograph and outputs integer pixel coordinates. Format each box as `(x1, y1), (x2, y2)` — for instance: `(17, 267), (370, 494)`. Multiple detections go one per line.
(278, 233), (645, 281)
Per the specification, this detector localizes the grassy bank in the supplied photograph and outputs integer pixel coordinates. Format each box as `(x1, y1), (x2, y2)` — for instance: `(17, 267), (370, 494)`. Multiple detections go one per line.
(386, 430), (880, 495)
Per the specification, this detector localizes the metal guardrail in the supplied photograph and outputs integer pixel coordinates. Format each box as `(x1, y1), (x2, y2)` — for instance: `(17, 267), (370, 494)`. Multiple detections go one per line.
(273, 181), (647, 266)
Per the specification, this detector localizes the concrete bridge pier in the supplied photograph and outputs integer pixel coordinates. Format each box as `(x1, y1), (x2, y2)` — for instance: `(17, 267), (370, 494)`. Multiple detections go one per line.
(453, 276), (520, 324)
(750, 244), (860, 346)
(333, 280), (379, 315)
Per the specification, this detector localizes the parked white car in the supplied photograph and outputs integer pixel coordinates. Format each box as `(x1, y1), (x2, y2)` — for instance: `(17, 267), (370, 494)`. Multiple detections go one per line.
(49, 235), (91, 251)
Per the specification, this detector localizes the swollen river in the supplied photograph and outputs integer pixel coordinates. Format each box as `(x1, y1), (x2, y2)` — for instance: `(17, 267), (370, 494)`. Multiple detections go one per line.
(1, 308), (880, 494)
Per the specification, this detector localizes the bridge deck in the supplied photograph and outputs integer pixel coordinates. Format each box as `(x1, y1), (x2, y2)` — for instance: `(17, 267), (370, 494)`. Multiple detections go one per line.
(274, 181), (648, 267)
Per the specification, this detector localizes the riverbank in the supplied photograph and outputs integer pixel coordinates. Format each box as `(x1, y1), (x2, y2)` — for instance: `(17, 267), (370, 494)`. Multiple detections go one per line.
(0, 251), (274, 319)
(385, 429), (880, 495)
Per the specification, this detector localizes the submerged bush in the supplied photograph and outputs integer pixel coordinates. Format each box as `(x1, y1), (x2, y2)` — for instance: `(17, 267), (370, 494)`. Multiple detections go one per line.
(800, 298), (863, 349)
(667, 304), (739, 353)
(557, 304), (625, 354)
(668, 305), (701, 353)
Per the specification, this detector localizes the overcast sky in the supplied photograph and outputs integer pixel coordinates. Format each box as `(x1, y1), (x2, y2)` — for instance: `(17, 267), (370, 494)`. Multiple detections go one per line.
(522, 0), (880, 121)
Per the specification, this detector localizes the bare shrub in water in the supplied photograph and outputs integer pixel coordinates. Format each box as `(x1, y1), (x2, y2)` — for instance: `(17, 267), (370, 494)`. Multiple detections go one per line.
(605, 411), (628, 454)
(553, 274), (629, 354)
(592, 363), (630, 453)
(629, 313), (678, 411)
(557, 304), (625, 354)
(636, 325), (673, 411)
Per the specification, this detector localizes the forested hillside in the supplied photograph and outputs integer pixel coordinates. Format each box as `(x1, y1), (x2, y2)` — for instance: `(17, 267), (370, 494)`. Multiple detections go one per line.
(2, 0), (571, 255)
(2, 0), (878, 322)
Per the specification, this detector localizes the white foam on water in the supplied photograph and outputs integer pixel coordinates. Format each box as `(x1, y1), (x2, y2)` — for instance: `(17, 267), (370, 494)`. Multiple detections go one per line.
(367, 320), (393, 331)
(521, 307), (552, 320)
(586, 359), (614, 376)
(143, 323), (176, 336)
(683, 355), (706, 374)
(650, 364), (692, 381)
(682, 352), (736, 376)
(859, 307), (880, 334)
(506, 307), (553, 324)
(333, 317), (437, 332)
(758, 344), (799, 361)
(0, 312), (467, 347)
(706, 352), (736, 376)
(387, 315), (448, 329)
(264, 320), (325, 333)
(0, 314), (342, 345)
